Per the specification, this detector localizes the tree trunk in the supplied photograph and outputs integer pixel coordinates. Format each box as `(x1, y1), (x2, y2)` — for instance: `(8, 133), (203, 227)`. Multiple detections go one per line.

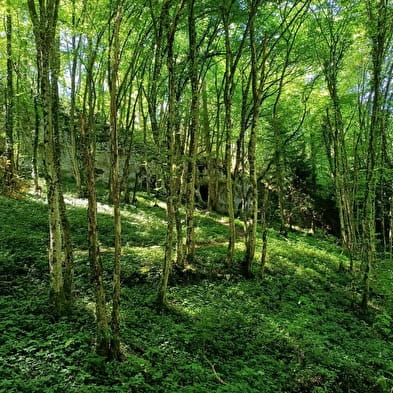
(68, 3), (83, 197)
(242, 1), (263, 276)
(157, 0), (186, 307)
(109, 5), (123, 361)
(32, 92), (40, 192)
(360, 0), (390, 310)
(52, 38), (74, 304)
(28, 0), (69, 315)
(220, 2), (252, 264)
(185, 0), (199, 264)
(80, 33), (110, 355)
(81, 113), (110, 356)
(222, 9), (236, 265)
(3, 2), (16, 195)
(202, 82), (216, 211)
(260, 185), (269, 278)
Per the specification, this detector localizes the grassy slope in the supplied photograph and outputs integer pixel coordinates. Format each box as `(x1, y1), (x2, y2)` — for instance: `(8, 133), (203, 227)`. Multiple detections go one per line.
(0, 190), (392, 393)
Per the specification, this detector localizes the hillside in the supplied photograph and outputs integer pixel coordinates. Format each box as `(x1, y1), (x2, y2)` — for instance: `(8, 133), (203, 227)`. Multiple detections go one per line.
(0, 190), (392, 393)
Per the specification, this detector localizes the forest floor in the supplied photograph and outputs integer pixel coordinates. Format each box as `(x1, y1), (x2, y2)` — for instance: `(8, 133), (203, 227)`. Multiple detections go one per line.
(0, 183), (393, 393)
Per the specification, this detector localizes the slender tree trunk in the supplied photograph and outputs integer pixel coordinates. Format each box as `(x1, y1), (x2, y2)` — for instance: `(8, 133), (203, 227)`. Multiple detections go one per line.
(157, 0), (186, 307)
(273, 120), (288, 236)
(222, 10), (236, 265)
(109, 5), (123, 360)
(147, 0), (169, 148)
(325, 88), (356, 270)
(80, 34), (110, 355)
(171, 126), (187, 266)
(313, 4), (358, 271)
(51, 36), (74, 304)
(120, 90), (139, 204)
(360, 0), (390, 310)
(271, 49), (291, 237)
(220, 2), (252, 264)
(81, 112), (110, 356)
(242, 1), (263, 276)
(32, 92), (40, 192)
(185, 0), (199, 264)
(3, 2), (16, 195)
(202, 82), (215, 211)
(260, 185), (269, 278)
(68, 3), (83, 196)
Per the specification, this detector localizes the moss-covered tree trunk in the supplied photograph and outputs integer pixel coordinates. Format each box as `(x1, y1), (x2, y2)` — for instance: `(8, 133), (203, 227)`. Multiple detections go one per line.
(80, 36), (110, 356)
(360, 0), (390, 310)
(52, 35), (74, 304)
(157, 0), (186, 307)
(81, 111), (110, 356)
(28, 0), (70, 315)
(242, 0), (263, 277)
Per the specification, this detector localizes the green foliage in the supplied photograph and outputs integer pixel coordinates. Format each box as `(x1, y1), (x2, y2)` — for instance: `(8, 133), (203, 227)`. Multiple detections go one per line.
(1, 192), (393, 392)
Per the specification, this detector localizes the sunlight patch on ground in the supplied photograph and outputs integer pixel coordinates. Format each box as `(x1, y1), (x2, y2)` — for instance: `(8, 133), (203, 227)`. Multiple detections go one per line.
(27, 192), (47, 205)
(123, 245), (164, 268)
(62, 194), (167, 226)
(63, 195), (113, 215)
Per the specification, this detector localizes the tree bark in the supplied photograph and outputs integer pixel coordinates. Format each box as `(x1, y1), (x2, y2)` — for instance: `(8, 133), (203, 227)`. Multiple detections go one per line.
(68, 1), (83, 197)
(80, 34), (110, 355)
(222, 4), (236, 265)
(81, 112), (110, 356)
(360, 0), (390, 310)
(201, 82), (216, 211)
(242, 0), (263, 276)
(260, 185), (269, 278)
(185, 0), (199, 264)
(157, 0), (186, 307)
(109, 5), (123, 361)
(32, 92), (40, 192)
(51, 35), (74, 304)
(220, 1), (252, 265)
(28, 0), (70, 315)
(3, 1), (16, 195)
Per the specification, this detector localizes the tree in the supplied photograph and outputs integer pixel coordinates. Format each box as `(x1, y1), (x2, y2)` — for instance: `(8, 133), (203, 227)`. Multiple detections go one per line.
(220, 0), (251, 265)
(3, 0), (16, 196)
(27, 0), (73, 314)
(109, 2), (123, 360)
(184, 0), (199, 265)
(157, 0), (186, 307)
(311, 0), (357, 269)
(359, 0), (393, 310)
(79, 25), (110, 355)
(241, 0), (261, 277)
(66, 0), (84, 197)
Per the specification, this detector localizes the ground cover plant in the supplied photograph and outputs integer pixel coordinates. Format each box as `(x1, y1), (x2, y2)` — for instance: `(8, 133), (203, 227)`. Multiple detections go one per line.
(0, 190), (392, 393)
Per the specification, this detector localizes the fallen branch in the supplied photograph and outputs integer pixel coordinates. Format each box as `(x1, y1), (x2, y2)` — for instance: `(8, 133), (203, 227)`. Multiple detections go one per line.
(203, 353), (227, 385)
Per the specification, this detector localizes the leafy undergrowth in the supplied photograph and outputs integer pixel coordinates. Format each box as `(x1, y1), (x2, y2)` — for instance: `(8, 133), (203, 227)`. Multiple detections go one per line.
(0, 191), (393, 393)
